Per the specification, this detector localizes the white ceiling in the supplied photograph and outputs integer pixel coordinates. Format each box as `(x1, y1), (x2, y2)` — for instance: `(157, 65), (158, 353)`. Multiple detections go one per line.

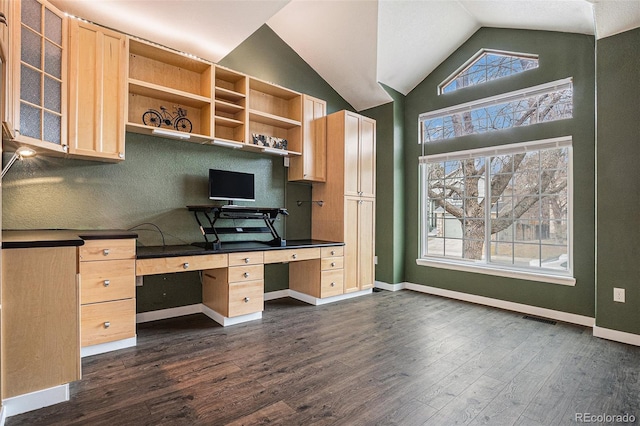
(51, 0), (640, 111)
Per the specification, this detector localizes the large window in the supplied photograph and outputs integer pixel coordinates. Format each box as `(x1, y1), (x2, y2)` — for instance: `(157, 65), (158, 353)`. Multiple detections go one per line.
(419, 138), (572, 282)
(421, 79), (573, 143)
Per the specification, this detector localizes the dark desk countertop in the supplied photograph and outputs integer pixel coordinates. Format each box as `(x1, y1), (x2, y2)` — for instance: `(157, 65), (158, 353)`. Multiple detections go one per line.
(136, 239), (344, 259)
(2, 229), (138, 249)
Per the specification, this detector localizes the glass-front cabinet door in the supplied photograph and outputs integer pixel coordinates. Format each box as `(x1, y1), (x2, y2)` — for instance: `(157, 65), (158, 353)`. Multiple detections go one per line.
(11, 0), (67, 152)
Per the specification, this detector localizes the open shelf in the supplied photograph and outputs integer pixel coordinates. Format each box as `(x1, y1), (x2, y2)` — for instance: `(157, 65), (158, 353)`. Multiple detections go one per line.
(129, 79), (211, 109)
(213, 66), (247, 144)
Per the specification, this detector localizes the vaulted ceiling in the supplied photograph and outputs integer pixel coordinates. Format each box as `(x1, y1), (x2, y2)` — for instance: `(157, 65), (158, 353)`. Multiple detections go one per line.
(51, 0), (640, 111)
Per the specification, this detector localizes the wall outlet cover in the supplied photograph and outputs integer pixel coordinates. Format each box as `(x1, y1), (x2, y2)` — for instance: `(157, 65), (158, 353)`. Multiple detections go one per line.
(613, 287), (625, 303)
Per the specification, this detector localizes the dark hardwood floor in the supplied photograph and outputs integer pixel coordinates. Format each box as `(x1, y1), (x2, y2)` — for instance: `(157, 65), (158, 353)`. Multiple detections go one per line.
(7, 290), (640, 425)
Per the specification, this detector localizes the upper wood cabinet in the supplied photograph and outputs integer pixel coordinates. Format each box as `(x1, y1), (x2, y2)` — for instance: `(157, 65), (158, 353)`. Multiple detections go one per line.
(10, 0), (67, 153)
(342, 111), (375, 198)
(68, 20), (127, 161)
(246, 77), (302, 155)
(213, 65), (247, 145)
(288, 94), (326, 182)
(126, 38), (213, 142)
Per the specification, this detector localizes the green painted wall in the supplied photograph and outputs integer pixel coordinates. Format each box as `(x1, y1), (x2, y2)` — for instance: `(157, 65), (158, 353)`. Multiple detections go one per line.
(403, 28), (596, 316)
(595, 27), (640, 334)
(2, 25), (354, 311)
(361, 83), (405, 284)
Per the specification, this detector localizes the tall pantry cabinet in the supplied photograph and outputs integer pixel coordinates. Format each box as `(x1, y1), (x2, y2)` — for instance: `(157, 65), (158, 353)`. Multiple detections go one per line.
(312, 110), (376, 293)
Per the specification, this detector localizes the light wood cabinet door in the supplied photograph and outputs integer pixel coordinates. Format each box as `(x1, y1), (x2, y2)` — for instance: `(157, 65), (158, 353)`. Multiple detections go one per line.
(68, 19), (127, 161)
(359, 117), (376, 198)
(2, 246), (80, 398)
(358, 198), (375, 289)
(344, 111), (361, 197)
(344, 196), (360, 293)
(289, 94), (326, 182)
(10, 0), (68, 153)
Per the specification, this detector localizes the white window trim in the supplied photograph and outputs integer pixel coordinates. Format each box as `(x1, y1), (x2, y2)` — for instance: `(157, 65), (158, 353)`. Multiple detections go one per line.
(420, 77), (573, 142)
(438, 48), (539, 95)
(415, 257), (576, 286)
(417, 136), (574, 286)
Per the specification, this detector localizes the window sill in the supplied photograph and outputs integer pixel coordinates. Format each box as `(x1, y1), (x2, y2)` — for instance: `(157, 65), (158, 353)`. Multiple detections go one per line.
(415, 258), (576, 286)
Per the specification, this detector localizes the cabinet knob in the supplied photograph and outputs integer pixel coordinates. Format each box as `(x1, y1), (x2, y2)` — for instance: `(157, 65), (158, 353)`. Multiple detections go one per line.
(104, 279), (110, 287)
(330, 250), (335, 256)
(359, 200), (363, 205)
(183, 262), (189, 269)
(292, 254), (297, 259)
(243, 272), (250, 278)
(104, 321), (111, 329)
(103, 249), (110, 256)
(331, 262), (336, 267)
(244, 297), (250, 303)
(330, 282), (336, 287)
(118, 152), (124, 159)
(244, 258), (250, 264)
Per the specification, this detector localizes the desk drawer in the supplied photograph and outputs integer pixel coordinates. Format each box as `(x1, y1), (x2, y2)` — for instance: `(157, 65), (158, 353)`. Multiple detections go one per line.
(321, 269), (344, 298)
(263, 248), (320, 264)
(228, 264), (264, 283)
(80, 259), (135, 304)
(81, 299), (136, 347)
(136, 254), (228, 275)
(321, 246), (343, 258)
(80, 239), (136, 261)
(321, 256), (343, 271)
(228, 251), (264, 266)
(228, 280), (264, 317)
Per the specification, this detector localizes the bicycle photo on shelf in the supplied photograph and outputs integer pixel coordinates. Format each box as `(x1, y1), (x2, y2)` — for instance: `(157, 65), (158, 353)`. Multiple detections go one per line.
(142, 105), (193, 133)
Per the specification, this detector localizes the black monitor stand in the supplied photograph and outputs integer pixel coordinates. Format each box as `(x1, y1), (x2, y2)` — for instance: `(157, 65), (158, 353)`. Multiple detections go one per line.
(187, 205), (288, 250)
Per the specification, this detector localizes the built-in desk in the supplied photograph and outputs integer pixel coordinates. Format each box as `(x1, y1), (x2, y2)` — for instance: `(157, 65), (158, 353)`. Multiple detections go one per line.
(135, 240), (349, 326)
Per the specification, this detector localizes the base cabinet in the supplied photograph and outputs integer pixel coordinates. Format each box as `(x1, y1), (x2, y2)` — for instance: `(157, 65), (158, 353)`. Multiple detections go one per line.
(203, 252), (264, 318)
(1, 246), (80, 398)
(289, 246), (345, 298)
(79, 239), (136, 348)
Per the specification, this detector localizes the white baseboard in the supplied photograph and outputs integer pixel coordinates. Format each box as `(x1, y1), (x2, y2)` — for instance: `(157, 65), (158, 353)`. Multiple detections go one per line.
(81, 337), (137, 358)
(404, 283), (595, 327)
(264, 290), (290, 301)
(201, 304), (262, 326)
(136, 304), (202, 323)
(1, 405), (6, 426)
(2, 384), (69, 417)
(374, 280), (405, 292)
(593, 326), (640, 347)
(269, 288), (373, 306)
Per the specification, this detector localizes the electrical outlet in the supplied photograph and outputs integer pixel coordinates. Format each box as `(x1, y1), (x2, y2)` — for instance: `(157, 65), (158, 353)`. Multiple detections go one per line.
(374, 255), (378, 265)
(136, 276), (144, 287)
(283, 157), (290, 167)
(613, 287), (625, 303)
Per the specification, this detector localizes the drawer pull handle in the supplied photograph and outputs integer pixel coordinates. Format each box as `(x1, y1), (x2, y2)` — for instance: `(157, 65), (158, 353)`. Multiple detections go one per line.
(331, 250), (335, 256)
(330, 282), (336, 287)
(292, 254), (297, 259)
(103, 249), (110, 256)
(244, 297), (250, 303)
(243, 272), (250, 278)
(244, 258), (250, 264)
(183, 262), (189, 269)
(331, 262), (336, 267)
(104, 279), (110, 287)
(104, 321), (111, 329)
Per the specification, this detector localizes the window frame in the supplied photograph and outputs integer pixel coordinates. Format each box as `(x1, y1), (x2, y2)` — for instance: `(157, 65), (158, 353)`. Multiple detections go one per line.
(417, 137), (575, 286)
